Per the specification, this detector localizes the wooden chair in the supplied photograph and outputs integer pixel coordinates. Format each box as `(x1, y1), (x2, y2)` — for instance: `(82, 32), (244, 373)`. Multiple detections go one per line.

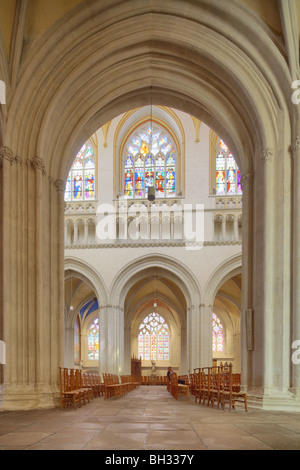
(189, 373), (195, 396)
(201, 368), (211, 406)
(210, 366), (221, 408)
(167, 374), (171, 392)
(59, 367), (82, 410)
(77, 370), (93, 403)
(170, 372), (189, 400)
(220, 364), (248, 412)
(193, 369), (201, 403)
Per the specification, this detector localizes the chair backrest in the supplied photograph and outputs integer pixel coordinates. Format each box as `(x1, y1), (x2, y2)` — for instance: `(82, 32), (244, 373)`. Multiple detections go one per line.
(170, 372), (178, 386)
(220, 363), (233, 394)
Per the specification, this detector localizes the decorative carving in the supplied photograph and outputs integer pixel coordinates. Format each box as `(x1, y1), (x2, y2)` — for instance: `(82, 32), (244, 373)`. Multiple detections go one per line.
(241, 172), (253, 188)
(190, 116), (201, 142)
(290, 136), (300, 156)
(0, 146), (14, 166)
(102, 121), (112, 148)
(14, 155), (22, 166)
(55, 179), (65, 192)
(261, 148), (273, 163)
(32, 157), (46, 174)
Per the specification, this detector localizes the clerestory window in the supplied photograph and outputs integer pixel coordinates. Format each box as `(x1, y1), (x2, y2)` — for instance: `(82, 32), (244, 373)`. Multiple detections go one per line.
(212, 313), (224, 352)
(138, 312), (170, 361)
(65, 142), (96, 201)
(123, 124), (176, 199)
(215, 139), (242, 196)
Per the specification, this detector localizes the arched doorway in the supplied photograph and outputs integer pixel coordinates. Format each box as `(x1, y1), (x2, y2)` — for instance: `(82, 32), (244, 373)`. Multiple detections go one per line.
(212, 274), (242, 372)
(127, 274), (186, 379)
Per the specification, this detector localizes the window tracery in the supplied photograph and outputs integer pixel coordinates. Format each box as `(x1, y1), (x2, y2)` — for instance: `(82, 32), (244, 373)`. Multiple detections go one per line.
(123, 124), (176, 199)
(212, 313), (224, 352)
(65, 142), (96, 201)
(216, 139), (242, 196)
(138, 312), (169, 361)
(88, 318), (99, 360)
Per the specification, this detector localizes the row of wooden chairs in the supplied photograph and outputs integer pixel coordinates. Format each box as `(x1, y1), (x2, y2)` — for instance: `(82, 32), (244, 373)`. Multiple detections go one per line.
(191, 364), (248, 412)
(140, 375), (168, 385)
(59, 367), (97, 410)
(103, 373), (140, 400)
(84, 372), (105, 398)
(168, 372), (189, 400)
(120, 374), (141, 392)
(178, 375), (189, 385)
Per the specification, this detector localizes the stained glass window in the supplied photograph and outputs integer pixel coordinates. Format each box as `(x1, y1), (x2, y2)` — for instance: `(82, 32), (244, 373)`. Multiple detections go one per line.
(216, 139), (242, 196)
(74, 316), (80, 364)
(138, 312), (169, 361)
(123, 124), (176, 199)
(65, 142), (96, 201)
(212, 313), (224, 352)
(88, 318), (99, 360)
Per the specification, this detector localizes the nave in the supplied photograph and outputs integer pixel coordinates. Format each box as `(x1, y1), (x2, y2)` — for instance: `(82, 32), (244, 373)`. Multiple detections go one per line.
(0, 386), (299, 450)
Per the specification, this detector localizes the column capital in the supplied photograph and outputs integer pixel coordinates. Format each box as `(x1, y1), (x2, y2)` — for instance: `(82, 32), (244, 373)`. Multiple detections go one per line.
(32, 156), (46, 174)
(0, 146), (14, 166)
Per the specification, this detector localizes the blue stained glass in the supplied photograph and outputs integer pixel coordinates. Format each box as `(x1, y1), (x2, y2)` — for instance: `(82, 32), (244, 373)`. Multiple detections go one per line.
(166, 155), (175, 166)
(161, 144), (172, 155)
(124, 169), (133, 197)
(135, 171), (144, 197)
(85, 146), (93, 156)
(145, 156), (154, 167)
(166, 168), (175, 195)
(65, 139), (96, 201)
(85, 171), (95, 199)
(139, 133), (149, 143)
(73, 174), (83, 199)
(216, 139), (242, 196)
(85, 158), (95, 169)
(125, 156), (134, 168)
(128, 145), (138, 156)
(124, 126), (176, 199)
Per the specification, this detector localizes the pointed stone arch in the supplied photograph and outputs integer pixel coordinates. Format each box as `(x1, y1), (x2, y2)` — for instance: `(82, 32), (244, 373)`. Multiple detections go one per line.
(1, 0), (298, 409)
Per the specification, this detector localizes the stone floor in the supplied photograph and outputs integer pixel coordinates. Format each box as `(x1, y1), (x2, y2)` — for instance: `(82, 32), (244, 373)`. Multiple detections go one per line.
(0, 385), (300, 451)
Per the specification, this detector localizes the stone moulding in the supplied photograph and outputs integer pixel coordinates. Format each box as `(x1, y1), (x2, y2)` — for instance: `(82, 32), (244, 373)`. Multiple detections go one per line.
(290, 136), (300, 155)
(0, 147), (65, 191)
(64, 240), (242, 249)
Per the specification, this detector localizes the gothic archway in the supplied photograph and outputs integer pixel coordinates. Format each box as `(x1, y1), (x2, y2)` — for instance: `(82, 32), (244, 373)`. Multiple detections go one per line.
(1, 0), (297, 410)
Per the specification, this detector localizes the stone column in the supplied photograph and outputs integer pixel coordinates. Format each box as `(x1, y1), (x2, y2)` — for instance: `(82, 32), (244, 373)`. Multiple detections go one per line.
(199, 304), (213, 368)
(222, 216), (226, 241)
(187, 304), (211, 372)
(291, 136), (300, 396)
(234, 215), (239, 241)
(74, 219), (78, 245)
(0, 148), (14, 389)
(98, 305), (108, 375)
(240, 171), (254, 392)
(0, 148), (65, 409)
(260, 149), (276, 395)
(84, 219), (89, 244)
